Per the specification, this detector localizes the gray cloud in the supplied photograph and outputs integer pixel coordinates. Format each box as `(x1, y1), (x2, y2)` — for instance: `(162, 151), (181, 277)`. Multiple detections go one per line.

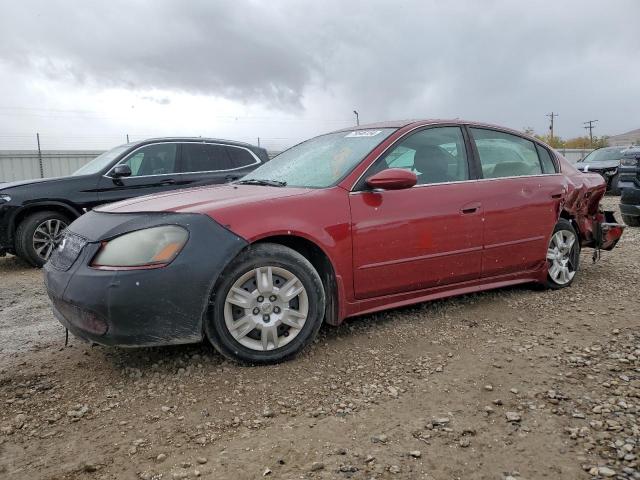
(0, 0), (639, 136)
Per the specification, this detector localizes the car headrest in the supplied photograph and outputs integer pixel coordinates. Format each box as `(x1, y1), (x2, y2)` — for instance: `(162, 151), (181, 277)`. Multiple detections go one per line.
(413, 145), (453, 184)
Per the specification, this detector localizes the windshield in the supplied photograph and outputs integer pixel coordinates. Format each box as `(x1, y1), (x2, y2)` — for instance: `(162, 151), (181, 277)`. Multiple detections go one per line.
(240, 128), (396, 188)
(580, 148), (626, 163)
(72, 144), (131, 176)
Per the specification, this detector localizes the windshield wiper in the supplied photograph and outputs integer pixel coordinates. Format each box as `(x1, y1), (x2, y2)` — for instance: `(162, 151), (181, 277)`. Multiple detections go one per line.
(235, 178), (287, 187)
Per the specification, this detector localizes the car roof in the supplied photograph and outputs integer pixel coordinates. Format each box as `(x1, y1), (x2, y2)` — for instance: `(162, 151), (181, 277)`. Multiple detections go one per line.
(128, 137), (262, 149)
(330, 119), (543, 144)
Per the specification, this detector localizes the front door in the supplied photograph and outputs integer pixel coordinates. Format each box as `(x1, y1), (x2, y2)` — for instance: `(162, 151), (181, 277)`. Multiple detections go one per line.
(350, 126), (484, 299)
(97, 142), (183, 204)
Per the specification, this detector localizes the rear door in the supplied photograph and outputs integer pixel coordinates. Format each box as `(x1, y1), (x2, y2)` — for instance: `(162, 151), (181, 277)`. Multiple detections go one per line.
(468, 127), (564, 278)
(97, 142), (182, 204)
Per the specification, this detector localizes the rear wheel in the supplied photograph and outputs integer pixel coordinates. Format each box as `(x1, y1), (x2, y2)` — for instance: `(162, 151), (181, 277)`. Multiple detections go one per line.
(15, 211), (70, 267)
(544, 219), (580, 289)
(622, 214), (640, 227)
(205, 243), (325, 364)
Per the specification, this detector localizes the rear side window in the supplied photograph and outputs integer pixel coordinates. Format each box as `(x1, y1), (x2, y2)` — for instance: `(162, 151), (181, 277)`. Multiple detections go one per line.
(226, 146), (258, 169)
(181, 144), (230, 172)
(470, 128), (542, 178)
(536, 145), (557, 173)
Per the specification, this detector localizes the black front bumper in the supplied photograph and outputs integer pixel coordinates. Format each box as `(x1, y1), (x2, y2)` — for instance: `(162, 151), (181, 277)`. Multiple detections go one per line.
(44, 211), (248, 347)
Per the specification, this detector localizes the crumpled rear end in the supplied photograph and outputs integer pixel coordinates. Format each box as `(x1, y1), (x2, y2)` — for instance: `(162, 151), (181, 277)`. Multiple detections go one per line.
(557, 156), (624, 252)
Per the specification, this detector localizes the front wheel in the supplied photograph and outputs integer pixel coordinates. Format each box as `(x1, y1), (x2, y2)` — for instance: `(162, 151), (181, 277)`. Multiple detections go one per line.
(608, 173), (621, 195)
(15, 211), (70, 267)
(544, 219), (580, 289)
(205, 243), (326, 364)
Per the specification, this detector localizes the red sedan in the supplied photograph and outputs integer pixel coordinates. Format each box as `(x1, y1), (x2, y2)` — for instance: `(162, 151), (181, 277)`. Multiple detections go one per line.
(44, 120), (624, 363)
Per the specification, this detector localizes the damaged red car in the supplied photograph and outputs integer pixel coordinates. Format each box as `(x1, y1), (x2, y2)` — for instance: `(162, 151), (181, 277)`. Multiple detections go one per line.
(44, 120), (624, 364)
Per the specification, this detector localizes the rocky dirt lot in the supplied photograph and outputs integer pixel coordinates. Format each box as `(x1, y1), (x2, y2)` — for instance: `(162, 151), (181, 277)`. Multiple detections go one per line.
(0, 197), (638, 480)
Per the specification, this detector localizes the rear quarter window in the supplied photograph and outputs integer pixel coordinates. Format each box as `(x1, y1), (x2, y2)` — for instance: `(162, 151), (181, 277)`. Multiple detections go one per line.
(536, 145), (558, 174)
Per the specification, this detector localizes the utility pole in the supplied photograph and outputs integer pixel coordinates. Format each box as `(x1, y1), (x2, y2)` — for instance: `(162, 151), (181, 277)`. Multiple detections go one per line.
(584, 119), (598, 147)
(353, 110), (359, 127)
(126, 134), (130, 143)
(257, 137), (260, 147)
(546, 112), (558, 141)
(36, 132), (44, 178)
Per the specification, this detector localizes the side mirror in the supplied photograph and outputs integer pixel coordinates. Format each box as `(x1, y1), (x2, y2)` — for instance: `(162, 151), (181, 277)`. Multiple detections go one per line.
(112, 164), (132, 178)
(365, 168), (417, 191)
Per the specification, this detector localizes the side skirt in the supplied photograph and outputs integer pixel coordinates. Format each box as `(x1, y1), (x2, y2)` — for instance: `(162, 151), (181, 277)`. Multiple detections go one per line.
(342, 269), (545, 321)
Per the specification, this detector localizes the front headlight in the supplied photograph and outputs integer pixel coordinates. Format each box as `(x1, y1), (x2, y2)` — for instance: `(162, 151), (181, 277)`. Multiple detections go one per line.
(91, 225), (189, 269)
(0, 194), (11, 204)
(621, 156), (640, 167)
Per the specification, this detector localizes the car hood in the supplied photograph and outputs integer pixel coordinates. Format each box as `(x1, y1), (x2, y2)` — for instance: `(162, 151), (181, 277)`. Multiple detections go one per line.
(577, 160), (619, 170)
(0, 175), (90, 192)
(96, 184), (314, 217)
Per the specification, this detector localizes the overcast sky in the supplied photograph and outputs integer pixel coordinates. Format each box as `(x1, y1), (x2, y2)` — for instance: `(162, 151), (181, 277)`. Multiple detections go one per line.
(0, 0), (638, 151)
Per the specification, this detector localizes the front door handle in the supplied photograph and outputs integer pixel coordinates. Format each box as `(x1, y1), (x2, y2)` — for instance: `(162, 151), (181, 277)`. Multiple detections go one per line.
(551, 192), (563, 199)
(160, 179), (176, 186)
(460, 202), (482, 214)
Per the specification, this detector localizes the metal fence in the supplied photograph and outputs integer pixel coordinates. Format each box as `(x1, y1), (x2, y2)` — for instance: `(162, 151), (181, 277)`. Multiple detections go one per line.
(0, 150), (103, 183)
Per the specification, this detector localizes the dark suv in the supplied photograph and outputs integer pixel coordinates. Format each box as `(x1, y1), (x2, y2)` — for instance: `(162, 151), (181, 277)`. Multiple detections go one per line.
(0, 137), (269, 266)
(576, 146), (632, 194)
(619, 147), (640, 226)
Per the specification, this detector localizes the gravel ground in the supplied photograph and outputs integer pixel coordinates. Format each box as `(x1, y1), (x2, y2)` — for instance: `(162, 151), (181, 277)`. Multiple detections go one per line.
(0, 196), (638, 480)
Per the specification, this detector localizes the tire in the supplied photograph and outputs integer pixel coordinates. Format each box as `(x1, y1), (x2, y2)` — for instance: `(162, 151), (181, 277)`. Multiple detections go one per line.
(15, 211), (70, 267)
(205, 243), (326, 364)
(544, 218), (580, 290)
(622, 214), (640, 227)
(609, 173), (621, 195)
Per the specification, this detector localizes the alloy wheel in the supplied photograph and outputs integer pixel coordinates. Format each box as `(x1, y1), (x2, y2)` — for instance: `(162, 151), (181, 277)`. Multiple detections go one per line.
(223, 266), (309, 351)
(32, 219), (68, 261)
(546, 229), (577, 285)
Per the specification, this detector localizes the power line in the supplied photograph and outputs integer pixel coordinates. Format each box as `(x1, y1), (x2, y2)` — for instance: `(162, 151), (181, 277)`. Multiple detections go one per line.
(584, 119), (598, 147)
(546, 112), (558, 139)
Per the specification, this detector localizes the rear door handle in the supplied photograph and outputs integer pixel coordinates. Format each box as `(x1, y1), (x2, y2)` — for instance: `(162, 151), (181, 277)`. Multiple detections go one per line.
(551, 189), (565, 199)
(160, 179), (176, 185)
(460, 202), (482, 214)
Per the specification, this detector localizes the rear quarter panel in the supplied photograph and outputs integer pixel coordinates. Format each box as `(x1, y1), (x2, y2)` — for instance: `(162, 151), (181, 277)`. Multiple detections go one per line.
(557, 155), (608, 244)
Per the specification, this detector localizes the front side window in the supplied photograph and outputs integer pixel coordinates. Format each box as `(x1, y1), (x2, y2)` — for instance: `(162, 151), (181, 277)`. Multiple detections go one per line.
(366, 126), (469, 185)
(120, 143), (177, 176)
(471, 128), (542, 178)
(241, 128), (396, 188)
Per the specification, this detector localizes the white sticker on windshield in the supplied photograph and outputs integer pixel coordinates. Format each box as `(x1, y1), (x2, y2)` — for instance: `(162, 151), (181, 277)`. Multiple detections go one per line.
(345, 130), (382, 138)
